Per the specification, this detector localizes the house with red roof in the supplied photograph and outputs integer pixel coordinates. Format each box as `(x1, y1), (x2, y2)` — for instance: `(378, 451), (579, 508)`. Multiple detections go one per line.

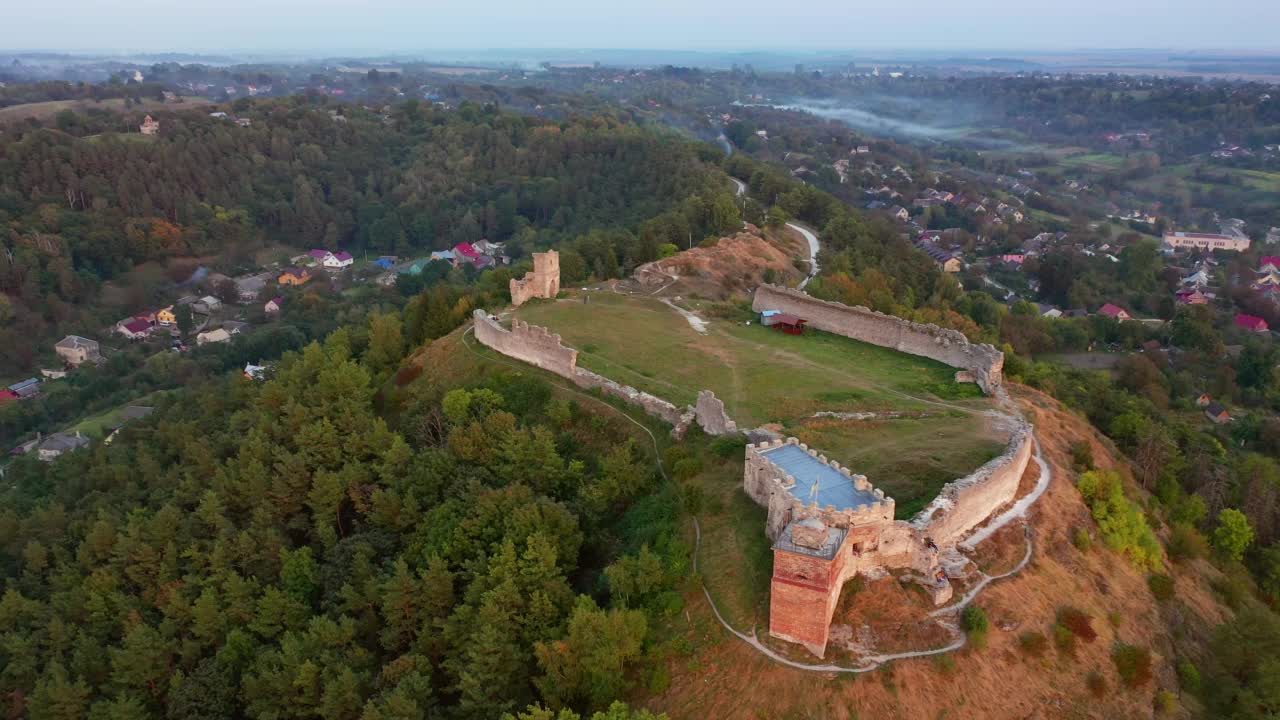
(1235, 314), (1270, 333)
(1097, 303), (1132, 321)
(117, 317), (153, 340)
(0, 389), (18, 405)
(1261, 256), (1280, 272)
(265, 297), (284, 315)
(1175, 289), (1209, 305)
(452, 242), (482, 265)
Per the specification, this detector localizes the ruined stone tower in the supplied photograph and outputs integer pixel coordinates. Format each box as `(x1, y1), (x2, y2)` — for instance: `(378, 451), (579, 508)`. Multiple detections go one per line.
(510, 250), (561, 306)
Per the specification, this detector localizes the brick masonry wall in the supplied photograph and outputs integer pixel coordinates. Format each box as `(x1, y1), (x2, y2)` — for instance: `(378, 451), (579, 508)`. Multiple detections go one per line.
(752, 284), (1004, 393)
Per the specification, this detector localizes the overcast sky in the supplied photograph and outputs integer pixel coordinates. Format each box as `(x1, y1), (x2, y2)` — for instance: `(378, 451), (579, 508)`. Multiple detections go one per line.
(4, 0), (1277, 53)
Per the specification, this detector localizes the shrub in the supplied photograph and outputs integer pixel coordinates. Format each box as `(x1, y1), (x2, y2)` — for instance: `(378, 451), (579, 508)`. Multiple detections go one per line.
(1054, 623), (1076, 656)
(1018, 631), (1048, 657)
(1077, 470), (1164, 570)
(932, 654), (957, 675)
(1086, 670), (1108, 698)
(1177, 660), (1201, 694)
(680, 484), (704, 515)
(1070, 441), (1095, 472)
(1057, 607), (1098, 643)
(672, 457), (703, 481)
(710, 435), (746, 459)
(1112, 643), (1154, 687)
(1147, 573), (1175, 603)
(1213, 508), (1255, 562)
(1154, 690), (1178, 715)
(1167, 523), (1209, 562)
(1073, 527), (1093, 552)
(662, 446), (688, 467)
(962, 605), (990, 649)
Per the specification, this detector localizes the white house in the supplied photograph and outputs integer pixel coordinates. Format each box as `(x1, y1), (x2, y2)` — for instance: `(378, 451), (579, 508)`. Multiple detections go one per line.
(323, 251), (355, 269)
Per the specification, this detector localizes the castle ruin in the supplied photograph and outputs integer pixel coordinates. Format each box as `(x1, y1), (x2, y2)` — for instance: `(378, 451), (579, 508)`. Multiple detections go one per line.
(510, 250), (561, 306)
(744, 439), (947, 657)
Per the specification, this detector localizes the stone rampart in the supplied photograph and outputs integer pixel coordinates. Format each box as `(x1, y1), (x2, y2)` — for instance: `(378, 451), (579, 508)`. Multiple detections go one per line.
(910, 414), (1035, 545)
(472, 309), (725, 437)
(574, 368), (686, 428)
(752, 284), (1004, 393)
(473, 311), (578, 377)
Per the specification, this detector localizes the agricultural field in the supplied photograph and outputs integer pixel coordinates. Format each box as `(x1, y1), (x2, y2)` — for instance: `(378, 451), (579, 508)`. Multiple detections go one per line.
(0, 96), (210, 123)
(514, 291), (1006, 515)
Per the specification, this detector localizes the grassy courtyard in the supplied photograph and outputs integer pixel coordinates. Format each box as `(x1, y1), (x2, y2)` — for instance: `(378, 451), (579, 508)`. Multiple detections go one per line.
(514, 292), (1006, 515)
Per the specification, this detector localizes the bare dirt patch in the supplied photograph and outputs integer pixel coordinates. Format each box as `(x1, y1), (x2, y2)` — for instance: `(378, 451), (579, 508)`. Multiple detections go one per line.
(632, 225), (805, 299)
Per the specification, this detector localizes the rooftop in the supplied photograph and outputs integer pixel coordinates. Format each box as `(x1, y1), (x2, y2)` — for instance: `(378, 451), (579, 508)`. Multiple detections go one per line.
(760, 443), (879, 511)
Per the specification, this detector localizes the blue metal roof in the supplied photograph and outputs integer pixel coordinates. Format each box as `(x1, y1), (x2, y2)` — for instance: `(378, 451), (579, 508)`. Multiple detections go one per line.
(760, 444), (879, 511)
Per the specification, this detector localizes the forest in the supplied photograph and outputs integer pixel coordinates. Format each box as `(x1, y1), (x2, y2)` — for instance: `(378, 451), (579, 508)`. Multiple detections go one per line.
(0, 95), (742, 379)
(0, 305), (686, 719)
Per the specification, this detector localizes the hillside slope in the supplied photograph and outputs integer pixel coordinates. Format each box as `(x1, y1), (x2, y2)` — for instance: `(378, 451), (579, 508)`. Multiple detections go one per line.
(646, 385), (1228, 720)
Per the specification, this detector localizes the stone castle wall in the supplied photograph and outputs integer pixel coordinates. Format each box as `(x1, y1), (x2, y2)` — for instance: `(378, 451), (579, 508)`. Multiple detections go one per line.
(752, 284), (1004, 393)
(473, 312), (578, 377)
(473, 310), (717, 436)
(910, 415), (1035, 545)
(747, 421), (1034, 656)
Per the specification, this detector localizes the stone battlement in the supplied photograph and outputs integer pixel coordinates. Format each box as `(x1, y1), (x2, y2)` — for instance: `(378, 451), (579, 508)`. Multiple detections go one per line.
(752, 284), (1004, 393)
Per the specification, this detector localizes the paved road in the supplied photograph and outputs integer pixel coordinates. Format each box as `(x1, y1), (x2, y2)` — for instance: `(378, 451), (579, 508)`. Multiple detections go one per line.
(729, 176), (821, 289)
(787, 222), (820, 289)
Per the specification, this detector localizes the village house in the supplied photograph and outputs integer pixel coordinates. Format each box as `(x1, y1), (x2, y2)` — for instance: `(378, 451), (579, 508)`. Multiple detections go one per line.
(156, 306), (177, 326)
(0, 389), (17, 405)
(196, 328), (232, 346)
(1036, 303), (1063, 319)
(8, 378), (39, 400)
(887, 205), (909, 222)
(37, 432), (91, 461)
(1195, 392), (1213, 408)
(244, 363), (268, 381)
(117, 317), (153, 340)
(1235, 314), (1270, 333)
(54, 335), (101, 367)
(1175, 288), (1210, 305)
(278, 267), (312, 286)
(193, 295), (222, 314)
(233, 272), (272, 302)
(916, 239), (962, 273)
(323, 251), (355, 270)
(265, 296), (284, 315)
(1098, 303), (1132, 321)
(1205, 402), (1233, 425)
(139, 115), (160, 135)
(452, 242), (483, 266)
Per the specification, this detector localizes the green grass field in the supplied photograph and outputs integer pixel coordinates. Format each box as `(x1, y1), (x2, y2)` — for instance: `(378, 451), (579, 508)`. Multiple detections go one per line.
(514, 293), (1004, 514)
(1058, 152), (1126, 171)
(68, 390), (172, 438)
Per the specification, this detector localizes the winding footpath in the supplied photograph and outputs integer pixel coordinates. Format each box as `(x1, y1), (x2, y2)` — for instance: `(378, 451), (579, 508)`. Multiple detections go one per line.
(729, 175), (821, 289)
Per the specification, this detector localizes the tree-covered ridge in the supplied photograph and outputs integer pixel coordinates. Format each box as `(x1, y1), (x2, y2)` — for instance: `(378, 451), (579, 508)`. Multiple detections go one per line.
(0, 98), (741, 375)
(0, 319), (686, 719)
